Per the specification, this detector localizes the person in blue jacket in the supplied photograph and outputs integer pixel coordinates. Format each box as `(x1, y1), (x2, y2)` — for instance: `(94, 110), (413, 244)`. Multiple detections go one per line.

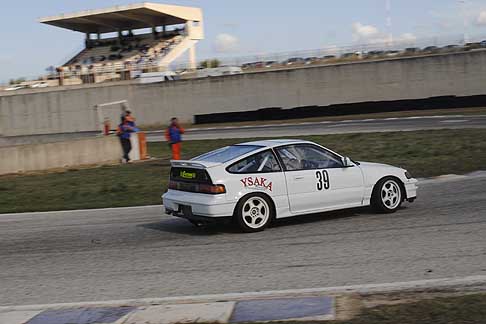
(117, 116), (136, 163)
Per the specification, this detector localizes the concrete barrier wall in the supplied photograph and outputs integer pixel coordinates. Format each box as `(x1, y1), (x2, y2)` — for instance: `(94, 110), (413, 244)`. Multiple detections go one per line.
(1, 50), (486, 137)
(0, 136), (122, 175)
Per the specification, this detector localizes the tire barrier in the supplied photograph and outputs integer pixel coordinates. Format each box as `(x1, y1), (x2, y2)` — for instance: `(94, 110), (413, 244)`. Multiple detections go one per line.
(194, 95), (486, 124)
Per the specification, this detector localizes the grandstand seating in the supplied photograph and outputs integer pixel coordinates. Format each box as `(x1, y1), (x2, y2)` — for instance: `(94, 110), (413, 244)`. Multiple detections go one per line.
(62, 31), (183, 76)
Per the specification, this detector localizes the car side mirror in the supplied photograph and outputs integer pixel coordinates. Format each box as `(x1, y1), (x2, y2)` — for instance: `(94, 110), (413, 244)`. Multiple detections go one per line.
(342, 157), (354, 167)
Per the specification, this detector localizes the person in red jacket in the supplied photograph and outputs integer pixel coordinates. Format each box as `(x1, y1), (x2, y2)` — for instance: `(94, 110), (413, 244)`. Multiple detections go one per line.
(165, 117), (185, 160)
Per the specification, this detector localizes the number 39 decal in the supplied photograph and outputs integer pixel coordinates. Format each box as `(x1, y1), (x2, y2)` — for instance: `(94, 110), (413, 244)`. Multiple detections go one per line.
(316, 170), (330, 190)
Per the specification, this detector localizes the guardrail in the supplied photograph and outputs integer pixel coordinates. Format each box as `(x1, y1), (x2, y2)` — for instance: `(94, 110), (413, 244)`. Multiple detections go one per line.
(3, 33), (486, 89)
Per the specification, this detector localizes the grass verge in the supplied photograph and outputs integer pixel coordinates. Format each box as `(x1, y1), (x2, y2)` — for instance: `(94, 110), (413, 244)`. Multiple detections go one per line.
(281, 293), (486, 324)
(1, 129), (485, 214)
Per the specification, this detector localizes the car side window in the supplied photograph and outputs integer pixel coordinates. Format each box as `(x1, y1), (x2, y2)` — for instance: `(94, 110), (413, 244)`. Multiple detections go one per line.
(227, 150), (281, 173)
(275, 145), (343, 171)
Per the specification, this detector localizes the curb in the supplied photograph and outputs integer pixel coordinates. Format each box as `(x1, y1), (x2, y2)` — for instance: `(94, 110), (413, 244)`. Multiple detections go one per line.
(2, 275), (486, 324)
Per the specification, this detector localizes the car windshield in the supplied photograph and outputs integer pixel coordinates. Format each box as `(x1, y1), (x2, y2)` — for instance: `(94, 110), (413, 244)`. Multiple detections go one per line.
(192, 145), (262, 163)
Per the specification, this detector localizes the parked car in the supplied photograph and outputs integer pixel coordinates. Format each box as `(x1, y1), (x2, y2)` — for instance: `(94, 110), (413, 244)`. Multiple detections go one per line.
(464, 42), (481, 51)
(264, 61), (278, 68)
(364, 50), (385, 58)
(30, 82), (49, 88)
(322, 55), (336, 60)
(196, 66), (243, 78)
(422, 46), (439, 53)
(304, 57), (319, 64)
(4, 85), (26, 91)
(384, 50), (400, 57)
(404, 47), (420, 53)
(341, 52), (360, 59)
(283, 57), (305, 65)
(439, 45), (461, 53)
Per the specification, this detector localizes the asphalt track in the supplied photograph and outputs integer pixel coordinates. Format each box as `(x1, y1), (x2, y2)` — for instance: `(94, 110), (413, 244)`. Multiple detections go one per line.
(1, 115), (484, 147)
(147, 115), (486, 141)
(1, 173), (485, 306)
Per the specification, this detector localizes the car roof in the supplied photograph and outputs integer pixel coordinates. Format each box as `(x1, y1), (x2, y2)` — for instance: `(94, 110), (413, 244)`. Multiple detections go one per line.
(238, 139), (313, 148)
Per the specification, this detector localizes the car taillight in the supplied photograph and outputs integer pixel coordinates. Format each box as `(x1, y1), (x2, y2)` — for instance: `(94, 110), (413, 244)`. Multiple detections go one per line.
(169, 181), (226, 194)
(201, 184), (226, 194)
(168, 181), (178, 190)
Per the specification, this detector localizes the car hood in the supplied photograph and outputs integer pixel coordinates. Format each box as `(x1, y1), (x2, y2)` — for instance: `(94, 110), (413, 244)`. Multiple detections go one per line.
(357, 161), (409, 184)
(358, 161), (396, 169)
(358, 161), (407, 174)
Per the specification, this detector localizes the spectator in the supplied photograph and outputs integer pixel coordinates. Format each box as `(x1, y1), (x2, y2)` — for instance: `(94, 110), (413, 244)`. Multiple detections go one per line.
(123, 109), (136, 127)
(165, 117), (185, 160)
(117, 116), (135, 163)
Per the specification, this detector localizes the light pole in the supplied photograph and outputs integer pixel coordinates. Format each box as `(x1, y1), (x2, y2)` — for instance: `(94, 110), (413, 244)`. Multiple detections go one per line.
(459, 0), (468, 44)
(385, 0), (393, 47)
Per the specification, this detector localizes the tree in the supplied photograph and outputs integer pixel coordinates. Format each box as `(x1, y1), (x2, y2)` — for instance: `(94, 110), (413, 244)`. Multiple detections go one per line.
(210, 59), (221, 68)
(9, 78), (26, 85)
(199, 59), (221, 69)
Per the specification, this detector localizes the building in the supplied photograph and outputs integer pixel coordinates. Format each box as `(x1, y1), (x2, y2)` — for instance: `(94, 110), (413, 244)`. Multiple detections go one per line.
(40, 2), (204, 85)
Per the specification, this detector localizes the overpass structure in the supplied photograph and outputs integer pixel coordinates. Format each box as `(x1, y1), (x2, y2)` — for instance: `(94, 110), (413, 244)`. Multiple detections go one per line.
(40, 3), (204, 84)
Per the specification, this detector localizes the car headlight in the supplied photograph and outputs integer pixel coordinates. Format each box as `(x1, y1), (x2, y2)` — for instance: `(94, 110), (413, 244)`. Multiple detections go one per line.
(405, 171), (413, 179)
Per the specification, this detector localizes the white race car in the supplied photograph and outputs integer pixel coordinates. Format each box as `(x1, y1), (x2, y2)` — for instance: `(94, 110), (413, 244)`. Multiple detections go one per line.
(162, 139), (417, 232)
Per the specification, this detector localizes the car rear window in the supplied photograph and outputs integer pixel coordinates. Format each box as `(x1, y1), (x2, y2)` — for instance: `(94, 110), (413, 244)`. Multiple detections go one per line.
(192, 145), (262, 163)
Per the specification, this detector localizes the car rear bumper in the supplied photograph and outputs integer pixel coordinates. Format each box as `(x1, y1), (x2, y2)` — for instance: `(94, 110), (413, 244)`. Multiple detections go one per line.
(162, 190), (236, 218)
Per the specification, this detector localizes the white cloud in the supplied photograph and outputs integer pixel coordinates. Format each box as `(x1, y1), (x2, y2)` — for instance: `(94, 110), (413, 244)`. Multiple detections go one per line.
(213, 33), (239, 53)
(477, 11), (486, 26)
(351, 22), (416, 45)
(396, 33), (417, 43)
(352, 22), (380, 41)
(322, 45), (339, 56)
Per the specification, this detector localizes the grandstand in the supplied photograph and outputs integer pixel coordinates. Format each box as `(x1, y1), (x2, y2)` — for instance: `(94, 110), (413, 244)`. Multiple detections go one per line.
(40, 3), (204, 84)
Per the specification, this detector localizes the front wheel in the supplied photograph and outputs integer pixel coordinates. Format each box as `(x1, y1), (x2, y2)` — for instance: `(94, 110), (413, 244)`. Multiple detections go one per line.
(371, 177), (403, 213)
(235, 193), (273, 233)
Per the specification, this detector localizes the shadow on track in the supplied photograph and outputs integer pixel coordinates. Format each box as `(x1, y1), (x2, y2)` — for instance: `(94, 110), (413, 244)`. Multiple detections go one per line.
(270, 207), (374, 228)
(139, 207), (379, 235)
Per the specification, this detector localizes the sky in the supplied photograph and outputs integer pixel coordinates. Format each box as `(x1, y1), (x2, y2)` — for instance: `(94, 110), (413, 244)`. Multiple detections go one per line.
(1, 0), (486, 83)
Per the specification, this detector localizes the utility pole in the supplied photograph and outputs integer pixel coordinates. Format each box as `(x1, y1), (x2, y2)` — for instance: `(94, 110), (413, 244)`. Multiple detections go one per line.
(459, 0), (468, 44)
(385, 0), (393, 47)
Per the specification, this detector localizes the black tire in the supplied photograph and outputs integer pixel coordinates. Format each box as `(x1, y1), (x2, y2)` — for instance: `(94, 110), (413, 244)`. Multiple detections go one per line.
(371, 177), (404, 213)
(234, 193), (274, 233)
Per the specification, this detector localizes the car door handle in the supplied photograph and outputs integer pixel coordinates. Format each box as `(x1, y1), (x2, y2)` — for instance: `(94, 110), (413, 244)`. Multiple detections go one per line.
(294, 176), (305, 180)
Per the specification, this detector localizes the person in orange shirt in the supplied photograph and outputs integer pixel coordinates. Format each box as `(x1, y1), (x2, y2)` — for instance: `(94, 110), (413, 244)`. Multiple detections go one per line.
(165, 117), (185, 160)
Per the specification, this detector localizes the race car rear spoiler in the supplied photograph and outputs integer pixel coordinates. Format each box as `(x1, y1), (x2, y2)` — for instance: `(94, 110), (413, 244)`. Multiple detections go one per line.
(170, 160), (222, 169)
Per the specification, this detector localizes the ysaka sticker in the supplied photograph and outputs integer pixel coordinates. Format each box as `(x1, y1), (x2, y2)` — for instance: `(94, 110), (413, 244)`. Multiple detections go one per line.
(240, 177), (273, 192)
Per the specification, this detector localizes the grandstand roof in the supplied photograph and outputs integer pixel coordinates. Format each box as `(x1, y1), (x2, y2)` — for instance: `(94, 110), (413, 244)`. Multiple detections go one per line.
(39, 2), (202, 34)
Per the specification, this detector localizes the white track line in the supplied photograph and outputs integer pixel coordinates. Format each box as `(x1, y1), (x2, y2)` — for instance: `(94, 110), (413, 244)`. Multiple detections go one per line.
(0, 205), (163, 218)
(2, 275), (486, 312)
(439, 120), (469, 123)
(142, 115), (486, 134)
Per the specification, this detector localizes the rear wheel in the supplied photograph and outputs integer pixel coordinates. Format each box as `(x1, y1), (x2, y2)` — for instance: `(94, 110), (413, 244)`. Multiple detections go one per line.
(371, 177), (403, 213)
(235, 193), (273, 233)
